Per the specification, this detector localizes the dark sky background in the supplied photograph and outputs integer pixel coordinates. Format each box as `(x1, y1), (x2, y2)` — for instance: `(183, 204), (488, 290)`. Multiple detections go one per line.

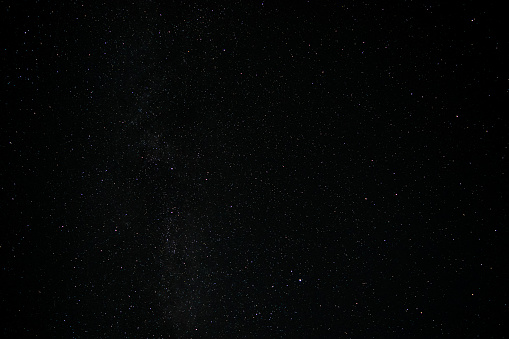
(2, 1), (507, 338)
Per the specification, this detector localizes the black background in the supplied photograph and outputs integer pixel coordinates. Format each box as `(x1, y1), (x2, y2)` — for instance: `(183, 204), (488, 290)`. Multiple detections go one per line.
(2, 1), (507, 337)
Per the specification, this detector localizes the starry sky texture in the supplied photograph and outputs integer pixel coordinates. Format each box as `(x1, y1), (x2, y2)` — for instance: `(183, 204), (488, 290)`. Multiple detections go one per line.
(2, 1), (507, 338)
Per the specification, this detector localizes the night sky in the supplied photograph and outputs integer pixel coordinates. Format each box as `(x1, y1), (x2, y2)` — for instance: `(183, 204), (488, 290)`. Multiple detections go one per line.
(2, 1), (507, 338)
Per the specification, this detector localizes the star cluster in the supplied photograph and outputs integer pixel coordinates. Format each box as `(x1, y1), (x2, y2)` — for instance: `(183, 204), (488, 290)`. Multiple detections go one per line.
(2, 1), (507, 337)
